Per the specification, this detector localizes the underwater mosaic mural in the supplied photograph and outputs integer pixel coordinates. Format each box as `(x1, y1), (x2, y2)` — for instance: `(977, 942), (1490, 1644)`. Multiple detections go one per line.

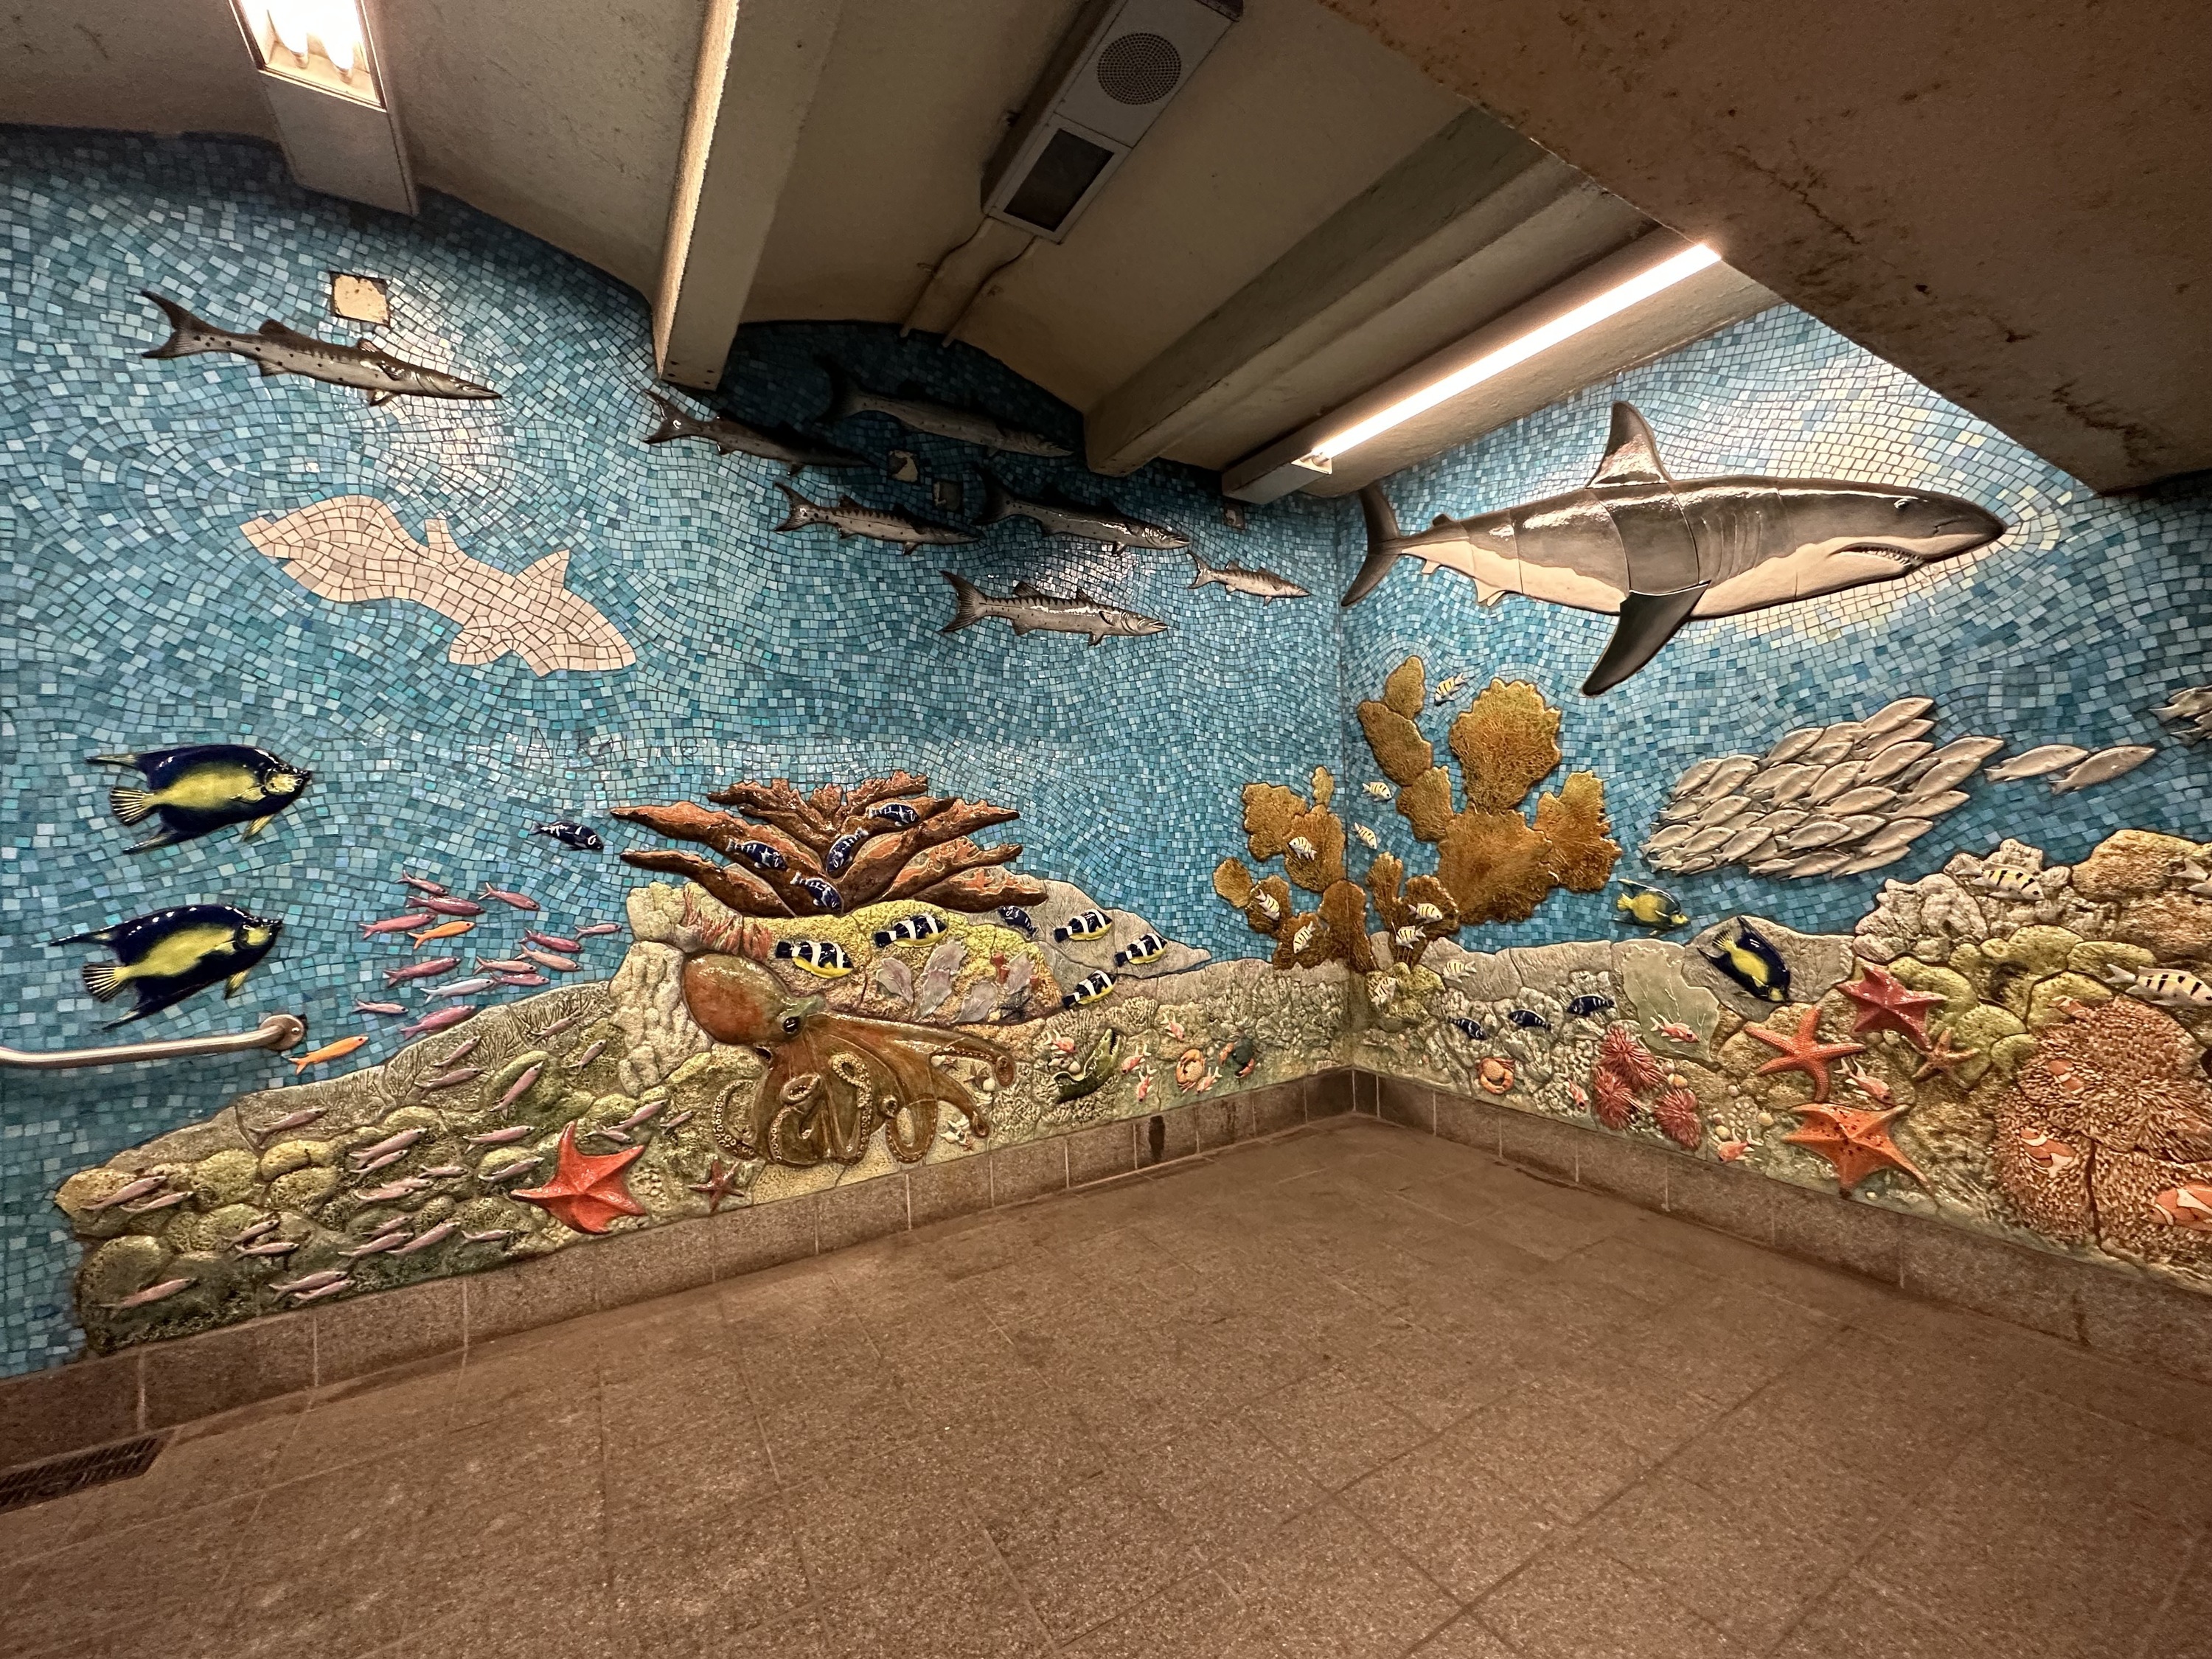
(10, 127), (2212, 1381)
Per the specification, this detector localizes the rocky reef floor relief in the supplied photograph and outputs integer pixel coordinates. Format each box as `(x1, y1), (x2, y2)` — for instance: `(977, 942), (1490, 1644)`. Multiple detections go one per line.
(58, 877), (1343, 1356)
(1351, 828), (2212, 1296)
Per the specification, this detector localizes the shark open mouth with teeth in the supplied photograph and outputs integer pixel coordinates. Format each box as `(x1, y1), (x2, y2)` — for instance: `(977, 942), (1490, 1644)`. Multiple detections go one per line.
(1344, 403), (2008, 694)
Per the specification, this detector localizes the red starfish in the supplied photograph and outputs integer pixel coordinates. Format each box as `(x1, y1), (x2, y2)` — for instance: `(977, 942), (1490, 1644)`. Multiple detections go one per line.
(687, 1156), (745, 1215)
(1912, 1026), (1978, 1084)
(1745, 1006), (1865, 1103)
(1837, 961), (1947, 1051)
(512, 1122), (644, 1234)
(1785, 1102), (1927, 1194)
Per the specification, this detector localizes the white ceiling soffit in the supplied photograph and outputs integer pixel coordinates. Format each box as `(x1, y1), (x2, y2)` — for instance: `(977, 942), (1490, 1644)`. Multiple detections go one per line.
(1226, 233), (1776, 500)
(1085, 106), (1652, 476)
(759, 0), (1471, 414)
(0, 1), (274, 139)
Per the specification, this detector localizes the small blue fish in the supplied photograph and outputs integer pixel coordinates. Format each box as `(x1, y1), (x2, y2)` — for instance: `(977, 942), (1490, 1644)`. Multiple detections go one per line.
(1450, 1016), (1489, 1042)
(736, 841), (787, 872)
(998, 906), (1036, 937)
(1564, 994), (1615, 1019)
(824, 830), (869, 874)
(794, 876), (843, 914)
(531, 820), (603, 852)
(872, 914), (948, 947)
(1506, 1009), (1551, 1032)
(870, 801), (920, 827)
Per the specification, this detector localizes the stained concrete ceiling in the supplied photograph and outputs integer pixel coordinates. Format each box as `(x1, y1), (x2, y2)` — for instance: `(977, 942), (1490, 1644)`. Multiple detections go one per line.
(1315, 0), (2212, 493)
(4, 0), (2191, 493)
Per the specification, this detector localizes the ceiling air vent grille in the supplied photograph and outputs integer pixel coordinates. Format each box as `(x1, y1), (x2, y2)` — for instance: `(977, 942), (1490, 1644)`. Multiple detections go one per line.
(984, 0), (1241, 242)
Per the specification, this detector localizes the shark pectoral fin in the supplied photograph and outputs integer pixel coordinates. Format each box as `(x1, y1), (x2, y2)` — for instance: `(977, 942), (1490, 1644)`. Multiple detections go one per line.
(365, 390), (393, 406)
(448, 625), (512, 665)
(258, 362), (288, 378)
(1475, 581), (1504, 606)
(1587, 403), (1673, 486)
(523, 549), (571, 590)
(1582, 583), (1708, 696)
(225, 971), (248, 998)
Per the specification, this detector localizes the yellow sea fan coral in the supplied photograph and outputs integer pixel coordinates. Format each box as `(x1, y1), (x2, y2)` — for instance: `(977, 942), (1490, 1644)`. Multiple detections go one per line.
(1320, 880), (1378, 973)
(1356, 699), (1433, 787)
(1212, 858), (1254, 908)
(1240, 782), (1345, 893)
(1535, 771), (1621, 891)
(1394, 768), (1456, 842)
(1449, 679), (1562, 813)
(1436, 810), (1558, 926)
(1382, 656), (1426, 719)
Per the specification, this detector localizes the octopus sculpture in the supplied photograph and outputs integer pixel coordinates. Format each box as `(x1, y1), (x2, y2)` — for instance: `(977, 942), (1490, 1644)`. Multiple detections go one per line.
(681, 953), (1017, 1166)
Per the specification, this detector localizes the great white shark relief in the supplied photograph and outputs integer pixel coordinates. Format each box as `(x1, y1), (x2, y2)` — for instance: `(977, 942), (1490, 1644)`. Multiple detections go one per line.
(1343, 403), (2008, 695)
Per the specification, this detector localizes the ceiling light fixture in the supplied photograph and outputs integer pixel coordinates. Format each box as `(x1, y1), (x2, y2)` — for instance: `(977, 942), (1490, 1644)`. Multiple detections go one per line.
(1306, 242), (1721, 465)
(228, 0), (414, 212)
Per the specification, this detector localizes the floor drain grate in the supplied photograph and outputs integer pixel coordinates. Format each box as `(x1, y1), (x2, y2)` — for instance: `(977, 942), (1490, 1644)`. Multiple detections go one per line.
(0, 1434), (166, 1514)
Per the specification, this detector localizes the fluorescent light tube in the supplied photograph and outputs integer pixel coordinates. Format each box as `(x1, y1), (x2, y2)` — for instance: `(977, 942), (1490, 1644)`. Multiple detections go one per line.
(1307, 243), (1722, 463)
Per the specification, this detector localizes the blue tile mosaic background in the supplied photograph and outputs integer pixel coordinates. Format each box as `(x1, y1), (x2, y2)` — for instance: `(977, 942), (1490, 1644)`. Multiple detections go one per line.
(1340, 304), (2212, 950)
(0, 131), (1347, 1375)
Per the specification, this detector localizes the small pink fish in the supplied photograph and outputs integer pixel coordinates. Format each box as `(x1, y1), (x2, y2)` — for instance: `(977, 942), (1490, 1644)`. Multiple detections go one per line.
(124, 1191), (191, 1214)
(274, 1270), (347, 1295)
(1135, 1071), (1152, 1102)
(484, 1155), (543, 1183)
(524, 948), (582, 973)
(428, 976), (496, 1000)
(479, 883), (539, 911)
(467, 1124), (532, 1145)
(291, 1278), (355, 1304)
(108, 1277), (192, 1310)
(357, 1178), (431, 1202)
(661, 1109), (694, 1129)
(493, 1063), (544, 1112)
(420, 896), (486, 917)
(1565, 1082), (1590, 1109)
(609, 1099), (663, 1133)
(1717, 1139), (1750, 1162)
(420, 1066), (485, 1092)
(1165, 1018), (1187, 1040)
(84, 1175), (167, 1211)
(536, 1012), (588, 1038)
(386, 956), (461, 988)
(398, 875), (448, 896)
(393, 1221), (459, 1255)
(1654, 1020), (1699, 1044)
(587, 1126), (633, 1145)
(437, 1036), (482, 1065)
(498, 973), (551, 987)
(397, 1004), (474, 1037)
(353, 1150), (406, 1175)
(526, 931), (582, 953)
(352, 1127), (426, 1161)
(1051, 1035), (1077, 1055)
(342, 1232), (410, 1259)
(577, 923), (622, 937)
(476, 956), (535, 973)
(254, 1105), (329, 1138)
(355, 999), (406, 1017)
(420, 1164), (467, 1178)
(1119, 1050), (1144, 1073)
(567, 1038), (608, 1069)
(237, 1239), (300, 1257)
(1844, 1066), (1895, 1106)
(360, 912), (436, 938)
(465, 1229), (519, 1245)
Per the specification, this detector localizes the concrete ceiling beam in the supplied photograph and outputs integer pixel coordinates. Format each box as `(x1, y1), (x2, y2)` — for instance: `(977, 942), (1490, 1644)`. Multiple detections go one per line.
(1315, 0), (2212, 493)
(1083, 108), (1654, 476)
(653, 0), (845, 392)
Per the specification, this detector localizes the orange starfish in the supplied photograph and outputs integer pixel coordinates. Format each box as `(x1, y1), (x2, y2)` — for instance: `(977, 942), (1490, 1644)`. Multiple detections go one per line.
(1912, 1026), (1978, 1084)
(1745, 1006), (1865, 1102)
(686, 1156), (745, 1215)
(1785, 1102), (1927, 1194)
(512, 1122), (644, 1234)
(1837, 961), (1947, 1051)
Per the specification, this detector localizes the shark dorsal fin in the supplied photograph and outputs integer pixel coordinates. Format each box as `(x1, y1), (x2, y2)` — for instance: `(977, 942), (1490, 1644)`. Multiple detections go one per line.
(1587, 403), (1672, 487)
(523, 550), (571, 589)
(1430, 515), (1452, 529)
(837, 495), (863, 512)
(1012, 581), (1042, 597)
(258, 320), (321, 347)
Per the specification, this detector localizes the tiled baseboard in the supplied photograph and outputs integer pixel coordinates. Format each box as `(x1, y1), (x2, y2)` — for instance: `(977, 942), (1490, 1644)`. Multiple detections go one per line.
(1360, 1068), (2212, 1388)
(0, 1071), (1352, 1472)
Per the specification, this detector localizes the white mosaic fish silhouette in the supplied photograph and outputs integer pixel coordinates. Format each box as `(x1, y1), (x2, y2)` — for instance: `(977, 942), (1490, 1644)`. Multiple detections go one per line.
(240, 496), (635, 675)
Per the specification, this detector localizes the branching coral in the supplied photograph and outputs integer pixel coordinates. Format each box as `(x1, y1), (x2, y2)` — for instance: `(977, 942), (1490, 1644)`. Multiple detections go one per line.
(1217, 656), (1619, 973)
(615, 771), (1047, 918)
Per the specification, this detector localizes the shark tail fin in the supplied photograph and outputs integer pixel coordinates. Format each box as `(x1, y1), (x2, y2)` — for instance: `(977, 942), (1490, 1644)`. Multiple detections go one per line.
(1341, 484), (1408, 608)
(1188, 551), (1217, 590)
(140, 292), (223, 360)
(976, 470), (1015, 526)
(644, 391), (692, 444)
(1582, 584), (1708, 696)
(816, 358), (859, 424)
(107, 786), (156, 826)
(771, 481), (813, 534)
(939, 571), (986, 634)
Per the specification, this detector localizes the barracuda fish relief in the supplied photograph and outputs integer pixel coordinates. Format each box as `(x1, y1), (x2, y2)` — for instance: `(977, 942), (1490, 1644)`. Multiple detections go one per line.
(1343, 403), (2007, 693)
(642, 391), (867, 475)
(141, 292), (498, 403)
(818, 361), (1071, 456)
(939, 574), (1168, 646)
(978, 472), (1189, 554)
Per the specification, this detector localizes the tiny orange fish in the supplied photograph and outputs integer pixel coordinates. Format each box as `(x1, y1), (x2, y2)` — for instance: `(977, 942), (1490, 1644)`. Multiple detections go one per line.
(1119, 1050), (1144, 1073)
(411, 919), (475, 950)
(1135, 1071), (1152, 1102)
(1051, 1034), (1077, 1055)
(1844, 1065), (1894, 1106)
(291, 1034), (369, 1074)
(1655, 1020), (1699, 1044)
(2150, 1186), (2212, 1231)
(1717, 1139), (1750, 1161)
